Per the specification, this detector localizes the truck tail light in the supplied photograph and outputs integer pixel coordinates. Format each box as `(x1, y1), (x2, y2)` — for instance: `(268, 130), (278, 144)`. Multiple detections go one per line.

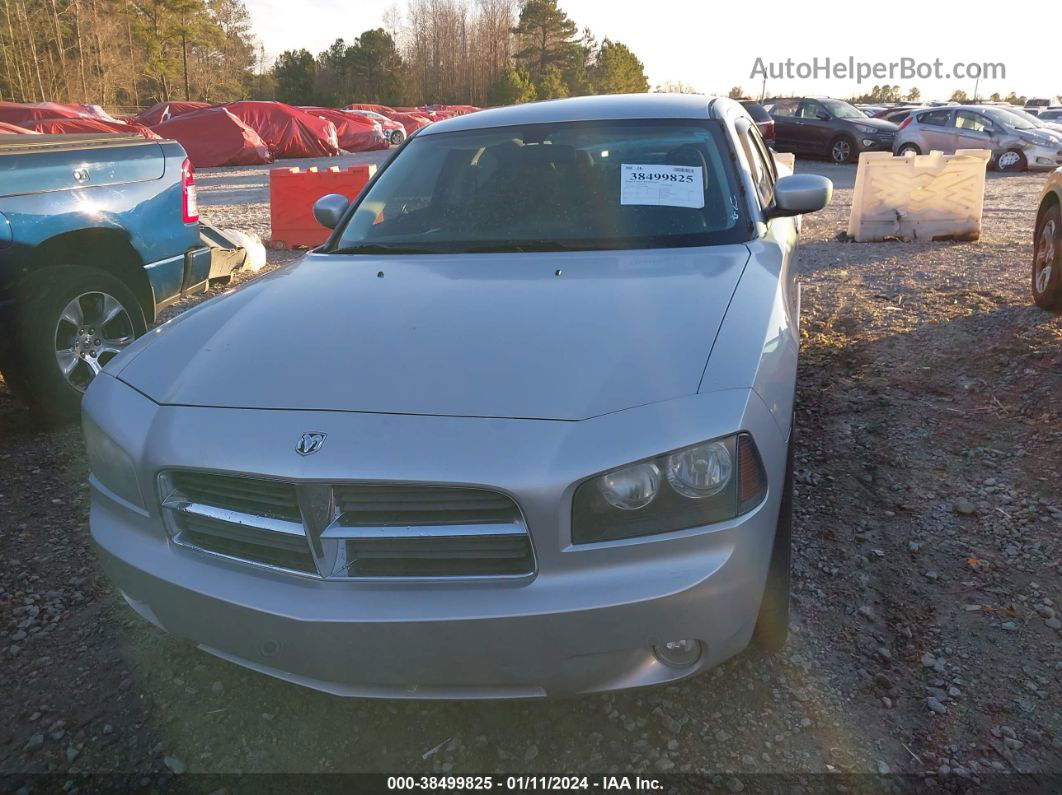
(898, 116), (913, 130)
(181, 157), (199, 224)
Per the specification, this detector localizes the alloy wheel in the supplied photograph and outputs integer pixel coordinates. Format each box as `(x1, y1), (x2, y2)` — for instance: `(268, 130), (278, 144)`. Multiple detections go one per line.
(832, 139), (852, 163)
(997, 151), (1022, 170)
(1035, 217), (1058, 295)
(54, 291), (135, 392)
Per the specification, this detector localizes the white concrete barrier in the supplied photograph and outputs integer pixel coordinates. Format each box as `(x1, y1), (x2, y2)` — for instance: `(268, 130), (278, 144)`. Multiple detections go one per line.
(847, 149), (991, 242)
(773, 151), (796, 177)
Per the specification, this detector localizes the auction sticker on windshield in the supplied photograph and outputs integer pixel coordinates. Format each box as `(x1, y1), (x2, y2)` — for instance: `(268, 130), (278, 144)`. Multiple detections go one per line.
(620, 164), (704, 209)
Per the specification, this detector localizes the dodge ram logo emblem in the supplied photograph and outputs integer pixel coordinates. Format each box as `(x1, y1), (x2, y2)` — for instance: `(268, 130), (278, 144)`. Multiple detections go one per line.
(296, 432), (327, 456)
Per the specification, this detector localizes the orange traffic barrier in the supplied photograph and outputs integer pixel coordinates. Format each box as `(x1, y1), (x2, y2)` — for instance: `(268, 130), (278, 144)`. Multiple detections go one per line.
(268, 164), (377, 249)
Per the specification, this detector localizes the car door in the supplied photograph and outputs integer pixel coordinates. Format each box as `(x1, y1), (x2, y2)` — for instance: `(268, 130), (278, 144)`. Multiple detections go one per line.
(913, 109), (955, 152)
(735, 121), (799, 431)
(767, 99), (801, 152)
(948, 110), (995, 154)
(795, 100), (835, 155)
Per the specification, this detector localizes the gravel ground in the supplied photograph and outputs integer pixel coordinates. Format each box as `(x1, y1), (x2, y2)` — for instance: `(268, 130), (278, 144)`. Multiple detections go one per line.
(1, 159), (1059, 790)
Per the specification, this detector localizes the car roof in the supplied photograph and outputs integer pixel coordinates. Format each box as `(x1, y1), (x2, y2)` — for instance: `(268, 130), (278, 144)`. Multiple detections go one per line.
(418, 94), (723, 135)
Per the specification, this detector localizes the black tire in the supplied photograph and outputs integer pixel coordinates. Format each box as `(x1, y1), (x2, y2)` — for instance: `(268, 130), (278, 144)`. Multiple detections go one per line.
(15, 266), (146, 423)
(995, 149), (1027, 172)
(1032, 203), (1062, 310)
(752, 426), (793, 654)
(829, 136), (856, 164)
(897, 143), (921, 157)
(390, 130), (405, 146)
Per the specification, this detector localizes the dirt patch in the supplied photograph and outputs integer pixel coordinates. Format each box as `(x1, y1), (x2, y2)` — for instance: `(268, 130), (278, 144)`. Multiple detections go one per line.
(1, 163), (1059, 785)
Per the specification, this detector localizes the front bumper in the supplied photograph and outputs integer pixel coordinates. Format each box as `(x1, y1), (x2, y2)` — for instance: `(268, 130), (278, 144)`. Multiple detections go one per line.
(85, 378), (788, 699)
(856, 134), (895, 152)
(1023, 143), (1062, 170)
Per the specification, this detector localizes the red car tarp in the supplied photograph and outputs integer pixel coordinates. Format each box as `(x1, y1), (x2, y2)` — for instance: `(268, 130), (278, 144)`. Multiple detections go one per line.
(386, 111), (432, 134)
(136, 101), (211, 128)
(0, 101), (93, 126)
(20, 117), (160, 139)
(299, 107), (388, 152)
(220, 101), (339, 159)
(151, 107), (273, 168)
(345, 109), (404, 136)
(344, 103), (431, 133)
(55, 103), (119, 122)
(0, 121), (37, 134)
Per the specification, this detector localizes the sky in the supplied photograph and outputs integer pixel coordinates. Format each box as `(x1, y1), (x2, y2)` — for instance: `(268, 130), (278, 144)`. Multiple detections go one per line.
(244, 0), (1059, 101)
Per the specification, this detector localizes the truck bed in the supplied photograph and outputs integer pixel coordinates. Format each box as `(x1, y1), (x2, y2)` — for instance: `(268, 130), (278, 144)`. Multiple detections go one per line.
(0, 133), (151, 154)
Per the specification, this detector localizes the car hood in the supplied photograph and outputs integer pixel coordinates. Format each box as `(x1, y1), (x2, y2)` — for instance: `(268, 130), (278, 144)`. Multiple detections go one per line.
(114, 246), (752, 421)
(1019, 128), (1062, 146)
(849, 117), (898, 132)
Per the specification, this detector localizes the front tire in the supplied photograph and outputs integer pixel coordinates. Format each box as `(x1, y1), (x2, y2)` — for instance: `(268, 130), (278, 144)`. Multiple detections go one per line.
(830, 136), (856, 164)
(390, 129), (405, 146)
(897, 143), (921, 157)
(752, 424), (794, 654)
(995, 149), (1026, 172)
(16, 266), (146, 423)
(1033, 204), (1062, 310)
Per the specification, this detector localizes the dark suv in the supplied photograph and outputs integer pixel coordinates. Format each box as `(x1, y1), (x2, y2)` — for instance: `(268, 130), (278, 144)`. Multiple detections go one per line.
(764, 97), (899, 164)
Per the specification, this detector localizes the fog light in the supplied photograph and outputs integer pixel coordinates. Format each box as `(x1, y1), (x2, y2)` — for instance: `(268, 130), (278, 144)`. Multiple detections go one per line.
(862, 138), (875, 147)
(652, 639), (703, 668)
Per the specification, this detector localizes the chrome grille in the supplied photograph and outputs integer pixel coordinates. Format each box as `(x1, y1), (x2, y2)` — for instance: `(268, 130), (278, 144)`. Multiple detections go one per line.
(331, 484), (532, 577)
(167, 471), (300, 521)
(334, 484), (516, 523)
(174, 512), (317, 573)
(159, 472), (534, 579)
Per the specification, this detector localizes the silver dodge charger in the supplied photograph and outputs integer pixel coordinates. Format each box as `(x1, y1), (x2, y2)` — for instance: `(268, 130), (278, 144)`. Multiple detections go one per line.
(84, 95), (832, 698)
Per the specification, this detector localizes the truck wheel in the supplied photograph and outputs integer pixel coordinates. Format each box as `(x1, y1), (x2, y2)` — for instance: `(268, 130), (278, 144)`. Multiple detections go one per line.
(17, 266), (146, 423)
(1033, 204), (1062, 310)
(752, 425), (794, 654)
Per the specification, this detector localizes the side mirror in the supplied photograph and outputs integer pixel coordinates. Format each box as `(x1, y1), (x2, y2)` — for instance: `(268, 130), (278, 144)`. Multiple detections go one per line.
(766, 174), (833, 219)
(816, 112), (831, 121)
(313, 194), (349, 229)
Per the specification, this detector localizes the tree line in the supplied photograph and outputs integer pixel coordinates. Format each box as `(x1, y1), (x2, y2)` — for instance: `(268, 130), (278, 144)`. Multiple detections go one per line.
(0, 0), (260, 110)
(2, 0), (651, 111)
(272, 0), (650, 109)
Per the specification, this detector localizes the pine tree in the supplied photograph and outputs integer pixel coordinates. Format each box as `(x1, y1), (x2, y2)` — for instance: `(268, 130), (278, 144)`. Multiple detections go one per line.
(511, 0), (578, 83)
(535, 65), (567, 99)
(589, 39), (648, 95)
(486, 66), (537, 105)
(272, 48), (316, 105)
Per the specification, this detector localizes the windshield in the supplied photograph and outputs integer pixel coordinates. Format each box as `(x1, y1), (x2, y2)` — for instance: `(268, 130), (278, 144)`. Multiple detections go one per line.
(1000, 107), (1046, 127)
(821, 99), (865, 119)
(983, 107), (1037, 130)
(331, 119), (746, 254)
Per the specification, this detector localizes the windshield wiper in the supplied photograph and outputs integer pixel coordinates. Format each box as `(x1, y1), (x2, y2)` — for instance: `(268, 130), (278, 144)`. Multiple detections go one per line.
(461, 241), (597, 253)
(329, 243), (437, 255)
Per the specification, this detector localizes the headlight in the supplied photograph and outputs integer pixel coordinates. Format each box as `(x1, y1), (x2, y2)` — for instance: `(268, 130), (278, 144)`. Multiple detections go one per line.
(82, 416), (144, 508)
(572, 433), (767, 544)
(855, 124), (877, 134)
(599, 462), (661, 510)
(666, 440), (731, 498)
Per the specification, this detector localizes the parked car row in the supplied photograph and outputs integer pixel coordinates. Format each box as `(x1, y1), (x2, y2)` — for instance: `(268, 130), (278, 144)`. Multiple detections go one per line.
(762, 96), (1062, 171)
(893, 105), (1062, 171)
(762, 97), (899, 164)
(0, 100), (484, 169)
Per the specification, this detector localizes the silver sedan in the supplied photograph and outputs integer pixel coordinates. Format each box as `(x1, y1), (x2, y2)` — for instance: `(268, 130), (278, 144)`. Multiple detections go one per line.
(83, 94), (832, 698)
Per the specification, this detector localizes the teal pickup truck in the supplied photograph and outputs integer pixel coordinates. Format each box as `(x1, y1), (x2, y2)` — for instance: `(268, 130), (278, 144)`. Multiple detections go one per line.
(0, 133), (211, 421)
